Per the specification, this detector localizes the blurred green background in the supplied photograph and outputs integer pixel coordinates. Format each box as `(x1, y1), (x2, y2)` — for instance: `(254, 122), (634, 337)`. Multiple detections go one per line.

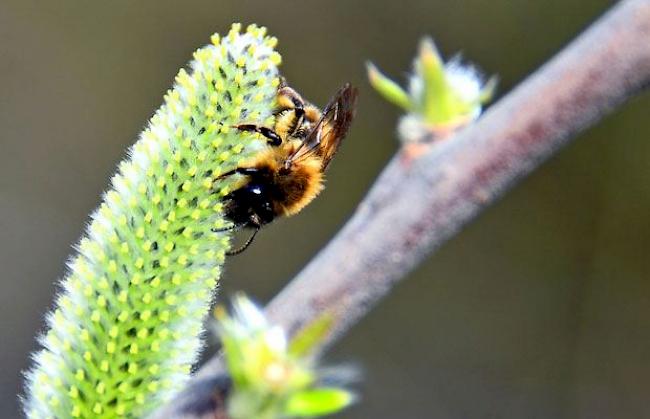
(2, 0), (649, 418)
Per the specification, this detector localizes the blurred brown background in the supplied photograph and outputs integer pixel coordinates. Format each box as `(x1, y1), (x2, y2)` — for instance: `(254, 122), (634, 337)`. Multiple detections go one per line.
(2, 0), (649, 418)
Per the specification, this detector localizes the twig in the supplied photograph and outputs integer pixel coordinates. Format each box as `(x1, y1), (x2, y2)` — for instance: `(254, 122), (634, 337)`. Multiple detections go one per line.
(152, 0), (650, 417)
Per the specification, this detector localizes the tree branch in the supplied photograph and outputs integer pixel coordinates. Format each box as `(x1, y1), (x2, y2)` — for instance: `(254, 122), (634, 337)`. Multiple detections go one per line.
(152, 0), (650, 416)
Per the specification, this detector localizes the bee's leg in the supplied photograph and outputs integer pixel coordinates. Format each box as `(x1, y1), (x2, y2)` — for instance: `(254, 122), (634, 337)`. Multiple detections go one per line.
(289, 107), (305, 137)
(277, 86), (305, 136)
(235, 124), (282, 146)
(211, 223), (243, 233)
(277, 86), (305, 110)
(225, 221), (261, 256)
(214, 167), (260, 180)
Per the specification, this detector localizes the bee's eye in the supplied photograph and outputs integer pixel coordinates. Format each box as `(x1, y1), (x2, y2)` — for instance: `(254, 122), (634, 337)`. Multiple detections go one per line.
(250, 185), (263, 195)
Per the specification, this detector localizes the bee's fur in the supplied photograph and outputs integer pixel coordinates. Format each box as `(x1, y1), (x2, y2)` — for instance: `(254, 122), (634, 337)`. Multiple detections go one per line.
(239, 142), (325, 217)
(219, 82), (357, 255)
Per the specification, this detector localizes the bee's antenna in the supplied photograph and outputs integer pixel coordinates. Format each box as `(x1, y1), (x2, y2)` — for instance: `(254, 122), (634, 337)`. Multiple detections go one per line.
(225, 227), (260, 256)
(211, 224), (241, 233)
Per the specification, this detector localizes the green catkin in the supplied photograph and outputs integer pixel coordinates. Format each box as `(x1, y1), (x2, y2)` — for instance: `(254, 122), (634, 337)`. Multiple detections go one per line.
(24, 23), (282, 418)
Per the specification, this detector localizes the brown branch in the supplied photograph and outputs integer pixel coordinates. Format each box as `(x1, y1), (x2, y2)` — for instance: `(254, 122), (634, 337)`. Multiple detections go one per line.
(152, 0), (650, 417)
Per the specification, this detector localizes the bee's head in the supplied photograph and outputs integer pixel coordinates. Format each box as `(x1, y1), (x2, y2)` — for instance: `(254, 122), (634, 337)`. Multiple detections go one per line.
(224, 182), (276, 227)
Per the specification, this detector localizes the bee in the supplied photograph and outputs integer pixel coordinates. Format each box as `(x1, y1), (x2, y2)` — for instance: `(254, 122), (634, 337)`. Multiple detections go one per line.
(216, 82), (358, 255)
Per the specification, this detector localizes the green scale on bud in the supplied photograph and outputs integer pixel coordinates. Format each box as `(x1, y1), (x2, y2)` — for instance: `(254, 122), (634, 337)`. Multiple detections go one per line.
(367, 37), (497, 141)
(216, 295), (355, 419)
(24, 23), (282, 418)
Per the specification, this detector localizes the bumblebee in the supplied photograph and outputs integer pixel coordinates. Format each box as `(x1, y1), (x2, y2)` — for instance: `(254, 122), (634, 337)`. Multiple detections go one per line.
(217, 82), (358, 255)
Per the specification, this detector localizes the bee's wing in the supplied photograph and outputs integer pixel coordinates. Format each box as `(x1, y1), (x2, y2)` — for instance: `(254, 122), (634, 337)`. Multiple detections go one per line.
(285, 83), (358, 171)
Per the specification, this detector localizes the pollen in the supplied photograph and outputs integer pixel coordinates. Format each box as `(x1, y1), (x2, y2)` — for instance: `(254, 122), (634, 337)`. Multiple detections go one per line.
(97, 296), (107, 308)
(234, 71), (244, 85)
(270, 52), (282, 65)
(118, 291), (128, 303)
(160, 257), (170, 268)
(228, 23), (242, 40)
(118, 311), (129, 322)
(266, 36), (278, 48)
(230, 107), (242, 119)
(160, 311), (170, 322)
(177, 255), (188, 266)
(131, 273), (142, 285)
(172, 273), (182, 285)
(159, 220), (169, 232)
(96, 382), (106, 395)
(246, 23), (260, 36)
(128, 362), (139, 375)
(93, 403), (103, 415)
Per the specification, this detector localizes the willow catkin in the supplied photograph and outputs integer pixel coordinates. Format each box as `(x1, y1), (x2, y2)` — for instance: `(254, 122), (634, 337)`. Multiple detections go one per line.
(24, 23), (281, 418)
